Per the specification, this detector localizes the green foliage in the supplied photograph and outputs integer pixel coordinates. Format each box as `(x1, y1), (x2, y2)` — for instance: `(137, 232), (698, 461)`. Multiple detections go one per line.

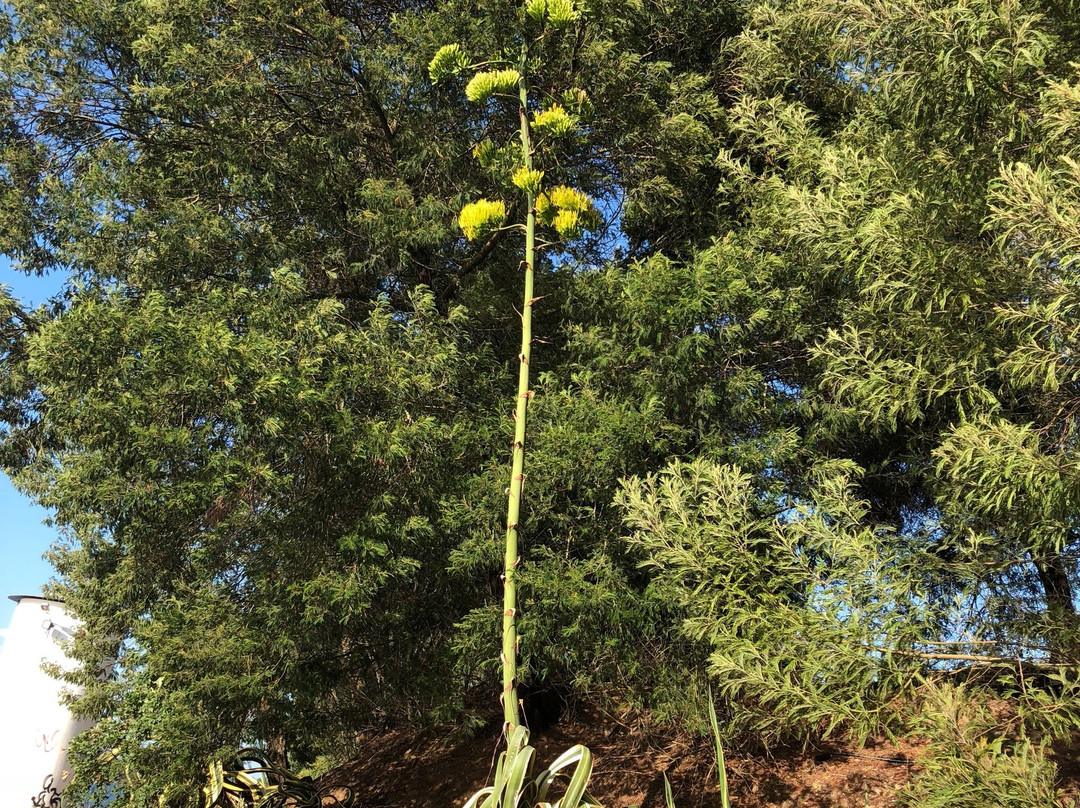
(900, 686), (1064, 808)
(5, 0), (1080, 800)
(294, 754), (343, 781)
(620, 459), (929, 745)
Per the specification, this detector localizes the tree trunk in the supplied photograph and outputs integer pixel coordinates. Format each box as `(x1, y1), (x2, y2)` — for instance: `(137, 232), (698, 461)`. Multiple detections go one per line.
(265, 727), (288, 770)
(1035, 553), (1077, 663)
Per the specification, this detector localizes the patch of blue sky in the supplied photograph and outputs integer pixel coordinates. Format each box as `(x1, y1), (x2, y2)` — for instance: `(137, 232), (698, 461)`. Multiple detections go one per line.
(0, 257), (68, 639)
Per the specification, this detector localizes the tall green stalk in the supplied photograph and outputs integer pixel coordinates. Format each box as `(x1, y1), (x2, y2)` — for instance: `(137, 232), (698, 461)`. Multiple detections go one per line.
(500, 58), (536, 734)
(430, 14), (604, 808)
(431, 7), (598, 741)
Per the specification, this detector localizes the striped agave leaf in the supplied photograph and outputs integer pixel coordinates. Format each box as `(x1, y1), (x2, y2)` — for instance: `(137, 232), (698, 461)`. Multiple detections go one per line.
(463, 727), (602, 808)
(202, 749), (355, 808)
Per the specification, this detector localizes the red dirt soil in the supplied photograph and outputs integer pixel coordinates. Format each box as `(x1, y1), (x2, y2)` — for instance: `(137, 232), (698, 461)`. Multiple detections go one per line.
(320, 706), (929, 808)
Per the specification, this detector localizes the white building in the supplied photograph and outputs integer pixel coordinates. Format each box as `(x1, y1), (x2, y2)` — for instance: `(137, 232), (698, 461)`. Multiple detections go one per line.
(0, 595), (93, 807)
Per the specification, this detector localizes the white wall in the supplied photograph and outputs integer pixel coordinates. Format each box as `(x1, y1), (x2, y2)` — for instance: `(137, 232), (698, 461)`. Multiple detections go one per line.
(0, 596), (93, 807)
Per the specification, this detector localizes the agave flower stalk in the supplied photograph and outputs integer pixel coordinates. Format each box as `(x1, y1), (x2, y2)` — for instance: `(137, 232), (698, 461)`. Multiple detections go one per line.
(431, 10), (604, 808)
(433, 4), (599, 741)
(500, 48), (535, 736)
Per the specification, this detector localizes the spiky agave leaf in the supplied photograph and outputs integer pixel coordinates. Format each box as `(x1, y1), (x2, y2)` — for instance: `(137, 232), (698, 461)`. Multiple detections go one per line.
(204, 761), (224, 806)
(465, 70), (522, 103)
(461, 727), (602, 808)
(429, 44), (469, 81)
(459, 199), (507, 240)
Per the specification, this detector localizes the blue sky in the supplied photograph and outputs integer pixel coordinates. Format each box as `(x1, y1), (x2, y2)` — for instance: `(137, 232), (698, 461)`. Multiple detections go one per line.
(0, 258), (68, 634)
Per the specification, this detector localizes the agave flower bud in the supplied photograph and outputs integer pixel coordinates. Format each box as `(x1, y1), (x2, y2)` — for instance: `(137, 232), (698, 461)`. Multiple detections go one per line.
(553, 209), (584, 239)
(535, 192), (553, 222)
(459, 199), (507, 241)
(465, 70), (522, 103)
(512, 167), (544, 195)
(473, 139), (498, 167)
(524, 0), (547, 22)
(547, 0), (579, 27)
(561, 88), (594, 118)
(546, 185), (590, 212)
(538, 186), (599, 239)
(428, 44), (469, 81)
(532, 104), (576, 138)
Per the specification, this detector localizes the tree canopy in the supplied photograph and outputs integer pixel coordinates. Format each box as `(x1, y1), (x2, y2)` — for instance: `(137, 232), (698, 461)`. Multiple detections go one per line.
(2, 0), (1080, 803)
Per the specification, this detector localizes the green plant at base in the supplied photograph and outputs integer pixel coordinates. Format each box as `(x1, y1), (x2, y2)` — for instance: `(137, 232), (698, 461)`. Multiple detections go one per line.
(898, 684), (1066, 808)
(708, 689), (732, 808)
(203, 749), (354, 808)
(662, 774), (675, 808)
(463, 726), (601, 808)
(661, 689), (733, 808)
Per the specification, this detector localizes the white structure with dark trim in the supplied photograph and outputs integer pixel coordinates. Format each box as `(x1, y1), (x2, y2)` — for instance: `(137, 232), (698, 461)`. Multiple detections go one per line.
(0, 595), (92, 807)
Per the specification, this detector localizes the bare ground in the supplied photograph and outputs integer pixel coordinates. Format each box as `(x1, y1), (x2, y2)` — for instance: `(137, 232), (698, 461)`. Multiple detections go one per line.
(320, 706), (929, 808)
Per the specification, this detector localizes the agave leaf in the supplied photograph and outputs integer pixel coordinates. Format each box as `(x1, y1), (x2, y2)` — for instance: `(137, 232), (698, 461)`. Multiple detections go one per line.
(707, 688), (731, 808)
(662, 773), (676, 808)
(466, 787), (498, 808)
(532, 744), (600, 808)
(503, 743), (537, 807)
(204, 761), (225, 807)
(482, 748), (510, 808)
(555, 747), (594, 808)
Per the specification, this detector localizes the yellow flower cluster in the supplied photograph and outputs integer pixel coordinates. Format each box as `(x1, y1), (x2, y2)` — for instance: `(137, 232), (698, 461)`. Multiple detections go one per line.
(459, 199), (507, 241)
(536, 185), (600, 239)
(465, 70), (522, 103)
(512, 167), (544, 195)
(428, 44), (468, 81)
(532, 104), (575, 138)
(524, 0), (579, 27)
(473, 139), (497, 167)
